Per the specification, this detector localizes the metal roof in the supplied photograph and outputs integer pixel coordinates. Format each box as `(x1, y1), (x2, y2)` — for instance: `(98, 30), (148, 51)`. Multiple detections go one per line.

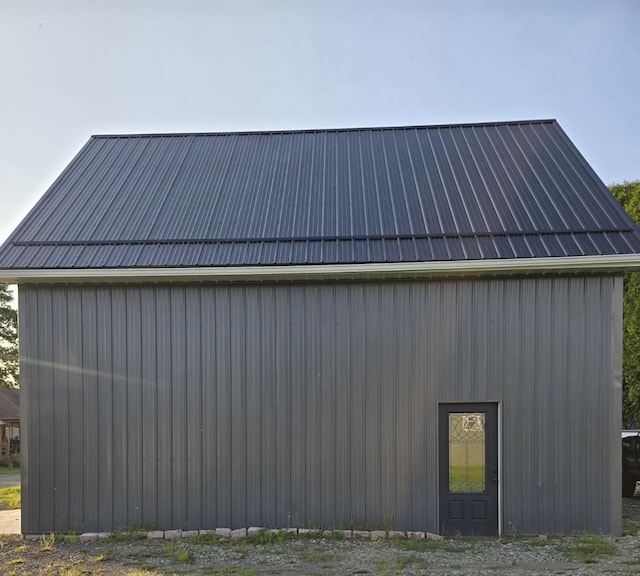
(1, 119), (639, 270)
(0, 389), (19, 421)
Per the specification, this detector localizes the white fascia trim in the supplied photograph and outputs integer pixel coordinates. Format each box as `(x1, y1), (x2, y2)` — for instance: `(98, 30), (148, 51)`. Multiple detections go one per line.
(3, 254), (640, 284)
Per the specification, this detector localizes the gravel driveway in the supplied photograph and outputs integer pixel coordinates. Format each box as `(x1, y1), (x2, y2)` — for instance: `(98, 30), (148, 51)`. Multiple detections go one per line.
(1, 499), (640, 575)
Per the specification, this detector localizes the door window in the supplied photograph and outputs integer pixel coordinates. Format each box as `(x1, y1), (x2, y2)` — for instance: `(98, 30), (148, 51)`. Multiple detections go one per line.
(448, 412), (486, 493)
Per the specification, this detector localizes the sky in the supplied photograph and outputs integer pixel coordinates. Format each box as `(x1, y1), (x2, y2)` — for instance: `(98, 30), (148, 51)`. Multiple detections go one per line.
(0, 0), (638, 246)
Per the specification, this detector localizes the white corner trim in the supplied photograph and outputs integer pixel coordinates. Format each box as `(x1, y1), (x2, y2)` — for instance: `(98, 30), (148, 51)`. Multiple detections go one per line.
(2, 253), (640, 283)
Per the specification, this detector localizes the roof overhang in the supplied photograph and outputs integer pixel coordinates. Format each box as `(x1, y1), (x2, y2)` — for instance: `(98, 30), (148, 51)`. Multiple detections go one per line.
(2, 254), (640, 284)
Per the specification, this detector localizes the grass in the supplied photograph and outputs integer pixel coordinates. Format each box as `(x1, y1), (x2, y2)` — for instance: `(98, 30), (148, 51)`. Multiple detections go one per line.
(0, 467), (20, 475)
(189, 533), (219, 545)
(165, 540), (195, 564)
(0, 486), (20, 510)
(0, 528), (635, 575)
(556, 534), (618, 563)
(242, 529), (298, 545)
(107, 526), (148, 542)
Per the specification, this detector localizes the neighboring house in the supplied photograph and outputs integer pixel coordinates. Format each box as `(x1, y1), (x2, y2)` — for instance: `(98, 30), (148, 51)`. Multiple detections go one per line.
(0, 388), (20, 458)
(1, 120), (639, 536)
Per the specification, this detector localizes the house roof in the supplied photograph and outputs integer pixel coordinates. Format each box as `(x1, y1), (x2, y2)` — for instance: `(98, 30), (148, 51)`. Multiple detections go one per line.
(1, 119), (640, 281)
(0, 389), (19, 422)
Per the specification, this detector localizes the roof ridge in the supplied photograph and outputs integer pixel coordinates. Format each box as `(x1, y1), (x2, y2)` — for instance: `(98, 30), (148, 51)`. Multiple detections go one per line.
(91, 119), (558, 139)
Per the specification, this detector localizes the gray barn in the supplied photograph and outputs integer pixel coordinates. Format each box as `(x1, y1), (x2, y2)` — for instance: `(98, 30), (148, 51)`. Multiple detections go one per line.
(1, 120), (639, 536)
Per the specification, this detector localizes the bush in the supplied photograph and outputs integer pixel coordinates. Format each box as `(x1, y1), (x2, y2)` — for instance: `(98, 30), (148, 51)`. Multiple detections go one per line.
(0, 453), (20, 468)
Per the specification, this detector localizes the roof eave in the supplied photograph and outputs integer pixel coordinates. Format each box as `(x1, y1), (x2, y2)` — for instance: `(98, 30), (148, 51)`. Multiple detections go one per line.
(2, 254), (640, 284)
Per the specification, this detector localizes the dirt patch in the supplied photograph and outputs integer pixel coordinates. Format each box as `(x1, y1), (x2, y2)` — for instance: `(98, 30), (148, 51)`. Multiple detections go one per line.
(2, 500), (640, 575)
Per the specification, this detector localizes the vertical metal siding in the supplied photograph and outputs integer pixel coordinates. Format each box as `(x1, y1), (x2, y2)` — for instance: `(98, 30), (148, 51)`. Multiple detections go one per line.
(19, 276), (621, 534)
(609, 277), (623, 535)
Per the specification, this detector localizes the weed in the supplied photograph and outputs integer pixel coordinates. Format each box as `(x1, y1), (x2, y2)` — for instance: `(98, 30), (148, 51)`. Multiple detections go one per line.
(38, 532), (55, 552)
(347, 518), (371, 531)
(175, 549), (194, 564)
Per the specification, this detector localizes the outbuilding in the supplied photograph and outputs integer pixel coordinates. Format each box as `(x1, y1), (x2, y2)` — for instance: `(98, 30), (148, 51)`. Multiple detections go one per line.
(1, 120), (639, 536)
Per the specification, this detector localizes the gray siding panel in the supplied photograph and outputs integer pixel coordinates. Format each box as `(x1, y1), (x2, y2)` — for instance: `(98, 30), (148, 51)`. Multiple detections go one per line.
(141, 288), (158, 529)
(81, 289), (99, 531)
(155, 287), (172, 529)
(20, 276), (621, 534)
(37, 289), (54, 531)
(67, 290), (84, 530)
(52, 289), (69, 530)
(19, 287), (35, 533)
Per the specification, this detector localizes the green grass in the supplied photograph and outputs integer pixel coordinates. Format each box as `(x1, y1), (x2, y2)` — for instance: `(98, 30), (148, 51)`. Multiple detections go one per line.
(242, 530), (298, 545)
(189, 533), (219, 545)
(0, 486), (20, 510)
(107, 527), (147, 542)
(0, 467), (20, 475)
(556, 535), (618, 563)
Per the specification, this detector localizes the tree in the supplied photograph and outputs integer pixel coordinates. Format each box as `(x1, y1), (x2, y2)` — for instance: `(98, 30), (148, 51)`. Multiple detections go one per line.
(610, 181), (640, 426)
(0, 285), (18, 388)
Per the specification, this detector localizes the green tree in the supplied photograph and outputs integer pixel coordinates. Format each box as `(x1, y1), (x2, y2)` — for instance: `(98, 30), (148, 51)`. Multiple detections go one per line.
(610, 181), (640, 425)
(0, 284), (18, 388)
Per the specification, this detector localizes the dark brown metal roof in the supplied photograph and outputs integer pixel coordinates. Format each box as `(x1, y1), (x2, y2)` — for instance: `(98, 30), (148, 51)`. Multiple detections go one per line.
(1, 119), (639, 269)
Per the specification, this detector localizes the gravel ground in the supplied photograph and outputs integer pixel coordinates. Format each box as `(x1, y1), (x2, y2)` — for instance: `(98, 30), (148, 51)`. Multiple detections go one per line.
(1, 500), (640, 575)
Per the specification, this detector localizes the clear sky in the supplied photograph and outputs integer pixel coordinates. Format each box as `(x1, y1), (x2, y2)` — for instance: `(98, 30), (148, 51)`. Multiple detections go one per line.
(1, 0), (638, 244)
